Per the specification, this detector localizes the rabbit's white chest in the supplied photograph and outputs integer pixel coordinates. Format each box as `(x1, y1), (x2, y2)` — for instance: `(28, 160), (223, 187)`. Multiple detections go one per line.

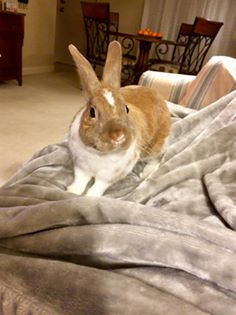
(77, 140), (138, 179)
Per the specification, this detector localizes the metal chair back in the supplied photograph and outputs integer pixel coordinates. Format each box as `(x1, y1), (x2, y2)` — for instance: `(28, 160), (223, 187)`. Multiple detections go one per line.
(179, 17), (223, 74)
(172, 22), (193, 64)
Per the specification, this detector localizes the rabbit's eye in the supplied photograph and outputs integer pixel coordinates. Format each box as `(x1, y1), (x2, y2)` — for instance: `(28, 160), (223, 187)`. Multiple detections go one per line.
(89, 107), (96, 118)
(125, 105), (129, 113)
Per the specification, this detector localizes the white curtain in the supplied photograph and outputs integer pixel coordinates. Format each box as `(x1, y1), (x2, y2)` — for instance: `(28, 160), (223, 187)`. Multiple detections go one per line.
(141, 0), (236, 60)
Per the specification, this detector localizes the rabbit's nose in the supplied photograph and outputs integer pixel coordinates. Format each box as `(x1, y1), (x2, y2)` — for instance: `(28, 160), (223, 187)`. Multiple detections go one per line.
(109, 129), (126, 144)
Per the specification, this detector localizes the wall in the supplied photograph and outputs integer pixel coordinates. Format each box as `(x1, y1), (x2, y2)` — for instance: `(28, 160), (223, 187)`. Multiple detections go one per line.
(23, 0), (57, 75)
(54, 0), (84, 65)
(108, 0), (144, 34)
(54, 0), (144, 65)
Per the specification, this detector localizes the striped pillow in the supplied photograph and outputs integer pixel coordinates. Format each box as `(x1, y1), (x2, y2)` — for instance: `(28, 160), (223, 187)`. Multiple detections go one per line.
(179, 56), (236, 109)
(139, 70), (195, 103)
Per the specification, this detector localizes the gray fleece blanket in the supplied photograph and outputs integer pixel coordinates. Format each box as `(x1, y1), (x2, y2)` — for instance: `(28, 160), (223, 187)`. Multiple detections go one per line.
(0, 91), (236, 315)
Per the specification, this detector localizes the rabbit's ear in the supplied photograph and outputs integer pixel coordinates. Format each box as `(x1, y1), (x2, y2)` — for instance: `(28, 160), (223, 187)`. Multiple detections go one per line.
(102, 41), (122, 89)
(68, 44), (100, 97)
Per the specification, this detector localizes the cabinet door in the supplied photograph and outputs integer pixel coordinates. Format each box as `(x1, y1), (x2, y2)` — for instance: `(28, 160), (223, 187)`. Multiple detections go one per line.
(0, 36), (21, 80)
(0, 39), (16, 65)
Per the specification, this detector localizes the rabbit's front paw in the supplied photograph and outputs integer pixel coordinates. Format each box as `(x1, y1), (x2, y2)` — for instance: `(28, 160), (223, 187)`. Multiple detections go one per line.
(85, 179), (109, 197)
(141, 161), (160, 179)
(67, 182), (86, 195)
(67, 168), (92, 195)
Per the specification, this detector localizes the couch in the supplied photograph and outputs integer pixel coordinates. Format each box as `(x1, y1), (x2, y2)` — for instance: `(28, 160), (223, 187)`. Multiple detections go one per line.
(139, 55), (236, 109)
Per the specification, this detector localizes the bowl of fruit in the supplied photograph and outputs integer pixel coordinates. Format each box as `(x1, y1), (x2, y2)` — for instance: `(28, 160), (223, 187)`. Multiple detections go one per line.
(137, 28), (163, 39)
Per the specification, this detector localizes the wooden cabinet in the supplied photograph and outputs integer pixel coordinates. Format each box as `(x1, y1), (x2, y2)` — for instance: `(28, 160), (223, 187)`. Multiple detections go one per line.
(0, 11), (25, 86)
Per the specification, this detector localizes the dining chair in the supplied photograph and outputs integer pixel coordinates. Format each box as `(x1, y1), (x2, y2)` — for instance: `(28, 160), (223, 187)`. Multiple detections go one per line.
(148, 16), (223, 75)
(80, 1), (115, 69)
(180, 17), (223, 74)
(80, 1), (137, 85)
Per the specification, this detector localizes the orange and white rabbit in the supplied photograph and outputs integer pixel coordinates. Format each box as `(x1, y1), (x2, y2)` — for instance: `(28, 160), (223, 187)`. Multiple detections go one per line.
(67, 41), (170, 197)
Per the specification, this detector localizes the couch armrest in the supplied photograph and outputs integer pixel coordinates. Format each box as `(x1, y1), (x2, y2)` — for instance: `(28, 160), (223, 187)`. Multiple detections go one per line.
(138, 70), (195, 103)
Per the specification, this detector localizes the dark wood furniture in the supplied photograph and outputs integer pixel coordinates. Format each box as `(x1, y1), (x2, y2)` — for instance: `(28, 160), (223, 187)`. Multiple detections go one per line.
(171, 22), (193, 63)
(0, 11), (25, 86)
(183, 17), (223, 74)
(132, 34), (162, 83)
(111, 14), (223, 84)
(148, 17), (223, 76)
(80, 6), (223, 84)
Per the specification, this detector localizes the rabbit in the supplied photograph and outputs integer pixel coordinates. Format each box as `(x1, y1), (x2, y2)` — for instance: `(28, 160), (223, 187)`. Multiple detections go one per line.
(67, 40), (170, 197)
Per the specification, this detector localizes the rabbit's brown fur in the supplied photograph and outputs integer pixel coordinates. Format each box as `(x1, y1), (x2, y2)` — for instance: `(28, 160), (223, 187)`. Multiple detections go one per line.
(120, 85), (170, 158)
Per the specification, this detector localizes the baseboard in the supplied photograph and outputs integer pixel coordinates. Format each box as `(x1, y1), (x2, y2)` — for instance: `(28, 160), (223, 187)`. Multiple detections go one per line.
(23, 65), (55, 75)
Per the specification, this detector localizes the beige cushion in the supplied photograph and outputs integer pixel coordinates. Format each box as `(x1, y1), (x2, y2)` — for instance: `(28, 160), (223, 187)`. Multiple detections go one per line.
(139, 70), (195, 103)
